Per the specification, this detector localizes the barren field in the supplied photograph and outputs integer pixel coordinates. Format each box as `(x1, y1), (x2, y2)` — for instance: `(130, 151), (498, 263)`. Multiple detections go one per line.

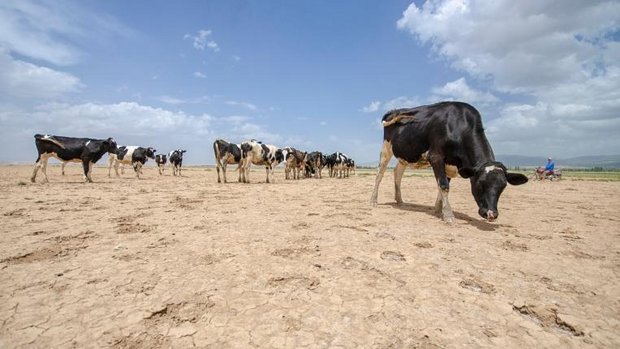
(1, 164), (619, 348)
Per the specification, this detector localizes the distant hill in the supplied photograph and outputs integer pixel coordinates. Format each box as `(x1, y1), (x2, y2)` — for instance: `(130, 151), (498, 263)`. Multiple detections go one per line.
(358, 154), (620, 169)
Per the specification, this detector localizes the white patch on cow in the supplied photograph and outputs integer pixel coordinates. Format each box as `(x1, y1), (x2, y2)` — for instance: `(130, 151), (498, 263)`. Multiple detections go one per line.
(485, 165), (503, 173)
(85, 140), (91, 146)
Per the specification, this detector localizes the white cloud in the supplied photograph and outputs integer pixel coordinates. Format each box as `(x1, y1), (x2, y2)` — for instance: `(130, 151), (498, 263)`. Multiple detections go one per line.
(361, 96), (420, 115)
(382, 96), (420, 111)
(361, 101), (381, 113)
(397, 0), (620, 157)
(0, 0), (133, 66)
(184, 29), (220, 52)
(226, 100), (258, 111)
(157, 95), (210, 105)
(431, 77), (498, 103)
(0, 49), (83, 99)
(397, 1), (620, 94)
(193, 71), (207, 79)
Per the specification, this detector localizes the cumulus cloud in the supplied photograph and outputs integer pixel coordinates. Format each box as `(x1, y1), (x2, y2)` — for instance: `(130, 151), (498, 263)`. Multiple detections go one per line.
(397, 0), (620, 156)
(0, 101), (219, 163)
(431, 77), (498, 103)
(0, 49), (83, 99)
(193, 71), (207, 79)
(184, 29), (220, 52)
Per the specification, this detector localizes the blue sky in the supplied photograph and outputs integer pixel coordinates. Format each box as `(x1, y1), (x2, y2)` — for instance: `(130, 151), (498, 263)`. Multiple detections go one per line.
(1, 0), (619, 164)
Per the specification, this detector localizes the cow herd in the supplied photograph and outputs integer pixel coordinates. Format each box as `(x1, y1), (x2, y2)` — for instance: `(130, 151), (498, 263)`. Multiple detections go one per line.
(214, 138), (355, 184)
(29, 134), (355, 185)
(30, 133), (187, 183)
(29, 101), (529, 223)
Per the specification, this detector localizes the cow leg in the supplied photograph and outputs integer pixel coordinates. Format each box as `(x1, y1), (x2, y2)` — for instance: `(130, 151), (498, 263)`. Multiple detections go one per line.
(428, 154), (454, 223)
(83, 160), (93, 183)
(61, 162), (66, 176)
(31, 158), (41, 183)
(393, 161), (407, 205)
(108, 157), (113, 177)
(371, 140), (394, 206)
(222, 163), (228, 183)
(32, 154), (47, 183)
(113, 160), (121, 177)
(265, 166), (270, 183)
(133, 162), (141, 178)
(41, 157), (50, 183)
(216, 163), (222, 183)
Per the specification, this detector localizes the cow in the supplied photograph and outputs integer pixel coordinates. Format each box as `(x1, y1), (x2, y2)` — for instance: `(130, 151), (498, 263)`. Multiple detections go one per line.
(169, 149), (187, 176)
(155, 154), (167, 175)
(31, 134), (117, 183)
(108, 146), (156, 178)
(240, 139), (284, 183)
(326, 152), (349, 178)
(283, 147), (307, 180)
(345, 158), (356, 176)
(370, 101), (528, 223)
(306, 151), (325, 179)
(213, 139), (243, 183)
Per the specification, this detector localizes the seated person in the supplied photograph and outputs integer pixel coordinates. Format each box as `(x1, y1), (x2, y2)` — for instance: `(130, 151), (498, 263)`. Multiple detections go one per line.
(544, 157), (555, 175)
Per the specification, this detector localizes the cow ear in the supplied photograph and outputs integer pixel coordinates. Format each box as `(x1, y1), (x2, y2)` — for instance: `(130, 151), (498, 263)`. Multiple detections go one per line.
(458, 167), (475, 178)
(506, 172), (528, 185)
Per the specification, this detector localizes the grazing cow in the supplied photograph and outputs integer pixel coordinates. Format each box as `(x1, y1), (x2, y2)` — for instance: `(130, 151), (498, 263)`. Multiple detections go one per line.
(169, 149), (187, 176)
(240, 139), (284, 183)
(155, 154), (167, 175)
(306, 151), (325, 179)
(283, 147), (307, 180)
(109, 146), (156, 178)
(213, 139), (243, 183)
(31, 134), (117, 183)
(370, 101), (528, 223)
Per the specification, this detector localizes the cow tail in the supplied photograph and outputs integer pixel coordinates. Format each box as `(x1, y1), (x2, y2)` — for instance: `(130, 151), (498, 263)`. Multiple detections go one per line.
(213, 141), (224, 169)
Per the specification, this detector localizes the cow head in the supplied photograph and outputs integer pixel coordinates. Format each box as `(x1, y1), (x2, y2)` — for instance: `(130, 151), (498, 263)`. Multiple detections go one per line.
(105, 138), (118, 153)
(275, 149), (284, 163)
(146, 147), (156, 159)
(458, 162), (528, 221)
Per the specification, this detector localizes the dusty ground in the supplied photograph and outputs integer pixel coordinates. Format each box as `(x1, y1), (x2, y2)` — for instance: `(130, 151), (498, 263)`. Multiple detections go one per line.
(0, 164), (619, 348)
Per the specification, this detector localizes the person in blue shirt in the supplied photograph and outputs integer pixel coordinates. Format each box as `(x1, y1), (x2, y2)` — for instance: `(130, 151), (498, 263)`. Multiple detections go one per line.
(544, 157), (555, 175)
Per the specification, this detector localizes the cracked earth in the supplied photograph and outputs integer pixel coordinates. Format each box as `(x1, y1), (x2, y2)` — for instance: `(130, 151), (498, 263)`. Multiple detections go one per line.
(1, 165), (619, 348)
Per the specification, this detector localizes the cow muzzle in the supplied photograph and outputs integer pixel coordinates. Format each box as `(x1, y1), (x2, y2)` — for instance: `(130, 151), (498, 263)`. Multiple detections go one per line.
(479, 208), (498, 222)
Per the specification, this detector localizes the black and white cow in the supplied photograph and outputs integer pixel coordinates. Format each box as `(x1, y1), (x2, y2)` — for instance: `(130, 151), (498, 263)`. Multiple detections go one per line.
(306, 151), (325, 179)
(326, 152), (349, 178)
(283, 147), (307, 180)
(240, 139), (284, 183)
(169, 149), (187, 176)
(155, 154), (167, 175)
(213, 139), (243, 183)
(31, 134), (117, 183)
(370, 101), (528, 223)
(345, 158), (356, 176)
(109, 146), (156, 178)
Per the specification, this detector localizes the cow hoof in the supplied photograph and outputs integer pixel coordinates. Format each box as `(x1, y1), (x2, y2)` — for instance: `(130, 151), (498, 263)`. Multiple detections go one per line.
(395, 200), (403, 206)
(30, 178), (36, 183)
(442, 215), (455, 224)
